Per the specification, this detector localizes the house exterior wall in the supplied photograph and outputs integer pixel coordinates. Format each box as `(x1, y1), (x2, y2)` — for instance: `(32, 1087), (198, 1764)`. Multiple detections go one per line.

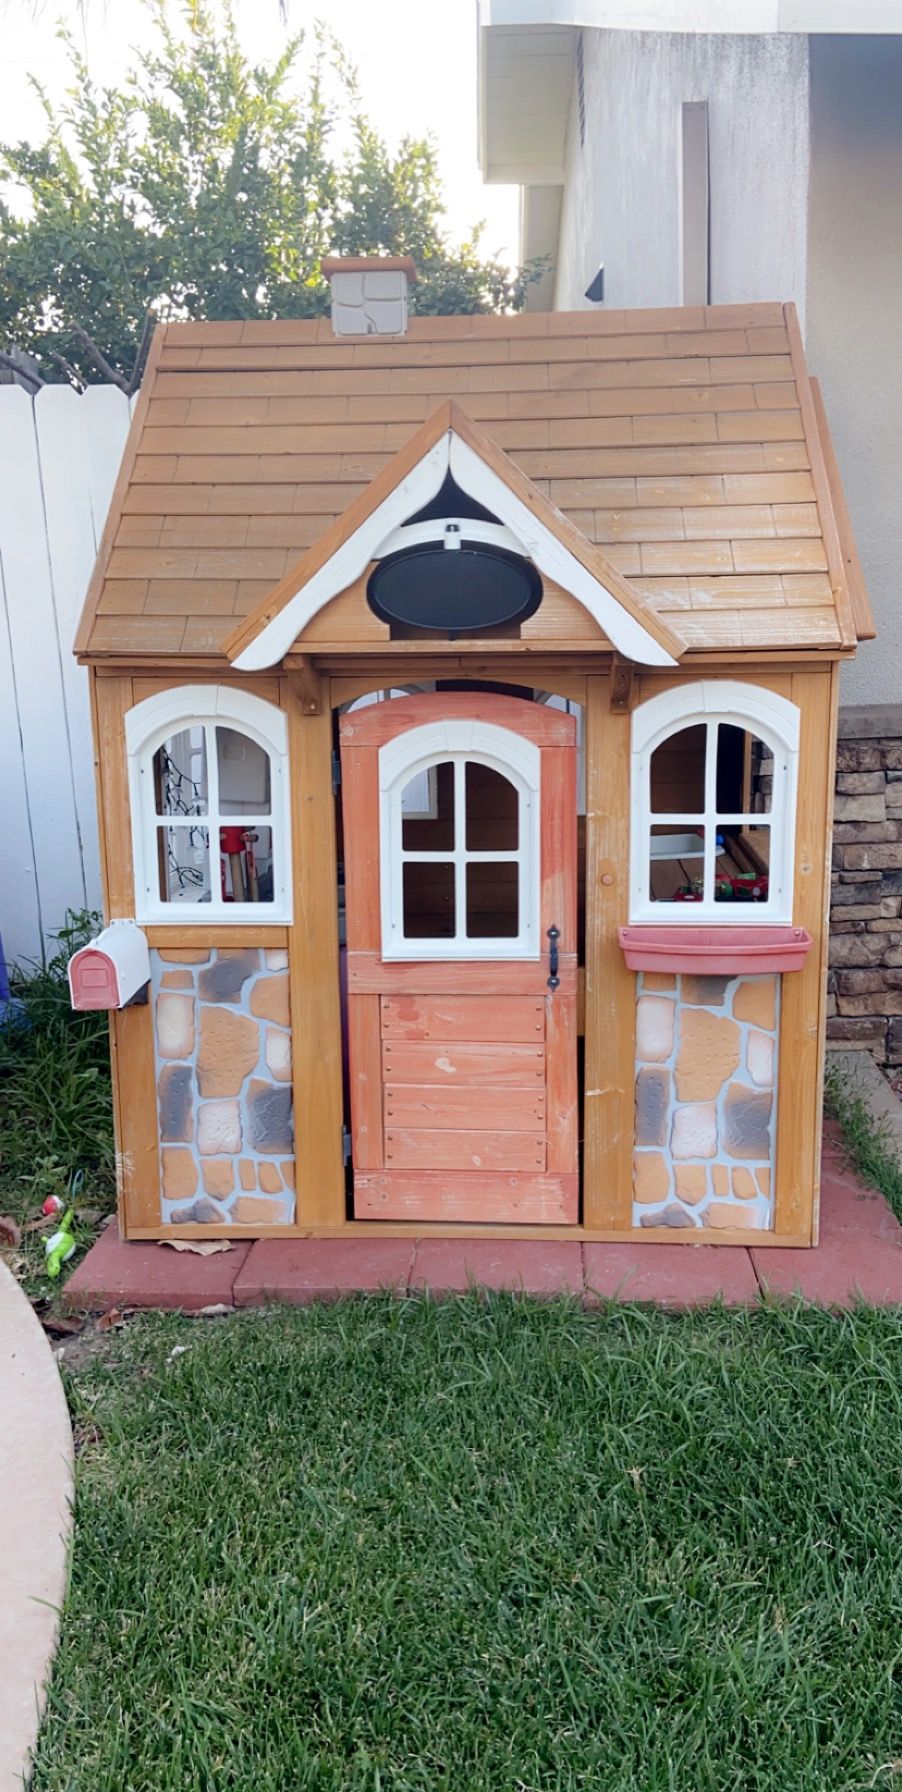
(806, 35), (902, 710)
(827, 706), (902, 1066)
(554, 29), (809, 317)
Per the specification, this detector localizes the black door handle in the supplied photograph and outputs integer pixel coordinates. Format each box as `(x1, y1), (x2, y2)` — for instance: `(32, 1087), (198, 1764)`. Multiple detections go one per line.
(547, 925), (560, 991)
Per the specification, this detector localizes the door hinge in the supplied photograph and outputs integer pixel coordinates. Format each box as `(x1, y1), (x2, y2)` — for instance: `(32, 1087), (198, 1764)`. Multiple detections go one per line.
(342, 1125), (352, 1165)
(332, 750), (342, 794)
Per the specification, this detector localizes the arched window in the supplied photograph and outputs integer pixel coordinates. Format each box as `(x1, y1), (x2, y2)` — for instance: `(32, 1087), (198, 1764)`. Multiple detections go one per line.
(125, 687), (291, 923)
(630, 682), (800, 925)
(379, 718), (540, 959)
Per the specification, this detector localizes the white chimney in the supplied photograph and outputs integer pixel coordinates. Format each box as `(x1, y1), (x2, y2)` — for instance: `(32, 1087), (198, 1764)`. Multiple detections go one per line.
(321, 256), (417, 338)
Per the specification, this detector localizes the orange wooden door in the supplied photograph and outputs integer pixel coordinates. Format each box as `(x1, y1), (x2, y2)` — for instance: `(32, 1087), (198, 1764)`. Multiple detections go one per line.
(340, 692), (579, 1224)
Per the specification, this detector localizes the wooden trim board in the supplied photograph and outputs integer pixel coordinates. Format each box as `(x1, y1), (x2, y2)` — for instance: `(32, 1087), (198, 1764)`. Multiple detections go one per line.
(125, 1220), (811, 1245)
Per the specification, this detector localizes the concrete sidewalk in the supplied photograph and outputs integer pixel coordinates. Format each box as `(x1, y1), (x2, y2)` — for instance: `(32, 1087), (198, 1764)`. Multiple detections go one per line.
(0, 1263), (73, 1792)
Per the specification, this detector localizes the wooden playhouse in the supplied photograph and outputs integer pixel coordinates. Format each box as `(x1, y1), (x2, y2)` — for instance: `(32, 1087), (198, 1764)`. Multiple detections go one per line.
(72, 260), (873, 1246)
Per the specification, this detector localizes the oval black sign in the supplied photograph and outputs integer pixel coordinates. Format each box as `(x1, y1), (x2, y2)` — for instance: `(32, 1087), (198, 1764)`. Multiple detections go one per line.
(367, 542), (542, 636)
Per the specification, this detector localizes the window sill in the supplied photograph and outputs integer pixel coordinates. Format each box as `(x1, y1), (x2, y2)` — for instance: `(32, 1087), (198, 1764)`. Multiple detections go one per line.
(618, 925), (812, 976)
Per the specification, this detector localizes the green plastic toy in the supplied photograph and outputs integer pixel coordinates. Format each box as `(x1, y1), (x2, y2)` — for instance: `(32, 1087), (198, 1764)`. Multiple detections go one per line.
(44, 1209), (76, 1279)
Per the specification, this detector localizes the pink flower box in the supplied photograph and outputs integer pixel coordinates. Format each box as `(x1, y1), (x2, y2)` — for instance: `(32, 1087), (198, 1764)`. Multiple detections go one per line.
(618, 925), (813, 976)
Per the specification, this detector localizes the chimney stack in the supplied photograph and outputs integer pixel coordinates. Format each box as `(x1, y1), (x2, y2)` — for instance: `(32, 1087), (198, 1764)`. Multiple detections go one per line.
(321, 255), (417, 338)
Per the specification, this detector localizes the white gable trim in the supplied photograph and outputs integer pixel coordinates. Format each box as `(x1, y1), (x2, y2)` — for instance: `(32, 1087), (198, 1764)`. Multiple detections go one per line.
(233, 429), (678, 670)
(233, 438), (449, 670)
(448, 436), (676, 666)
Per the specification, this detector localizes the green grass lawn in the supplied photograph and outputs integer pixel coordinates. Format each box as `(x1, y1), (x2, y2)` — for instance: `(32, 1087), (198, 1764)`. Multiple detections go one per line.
(34, 1296), (902, 1792)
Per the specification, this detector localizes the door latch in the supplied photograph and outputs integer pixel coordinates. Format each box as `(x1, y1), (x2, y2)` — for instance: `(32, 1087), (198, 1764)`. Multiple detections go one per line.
(546, 925), (560, 991)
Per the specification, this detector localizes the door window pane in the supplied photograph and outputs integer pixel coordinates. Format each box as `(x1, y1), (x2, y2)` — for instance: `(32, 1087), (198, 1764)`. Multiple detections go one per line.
(217, 726), (271, 815)
(466, 862), (519, 937)
(402, 760), (454, 851)
(402, 862), (455, 938)
(465, 762), (519, 850)
(153, 728), (207, 817)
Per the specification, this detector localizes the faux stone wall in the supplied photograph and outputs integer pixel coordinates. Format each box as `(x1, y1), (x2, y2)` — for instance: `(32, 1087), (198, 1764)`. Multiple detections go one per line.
(633, 972), (779, 1231)
(828, 706), (902, 1066)
(150, 947), (295, 1226)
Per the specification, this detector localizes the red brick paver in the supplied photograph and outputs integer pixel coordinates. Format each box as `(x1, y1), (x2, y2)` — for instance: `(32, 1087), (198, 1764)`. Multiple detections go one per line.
(62, 1131), (902, 1312)
(63, 1220), (251, 1311)
(233, 1238), (415, 1306)
(583, 1242), (759, 1307)
(411, 1239), (584, 1296)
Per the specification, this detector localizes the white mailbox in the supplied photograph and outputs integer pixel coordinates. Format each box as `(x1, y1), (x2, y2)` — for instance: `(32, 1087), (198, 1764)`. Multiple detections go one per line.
(68, 920), (151, 1013)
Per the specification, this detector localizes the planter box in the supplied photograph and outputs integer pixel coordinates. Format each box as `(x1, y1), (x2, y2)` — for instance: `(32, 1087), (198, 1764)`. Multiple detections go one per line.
(618, 924), (812, 976)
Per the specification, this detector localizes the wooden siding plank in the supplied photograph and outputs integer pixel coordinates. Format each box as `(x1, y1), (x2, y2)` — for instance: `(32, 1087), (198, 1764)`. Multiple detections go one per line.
(348, 994), (384, 1170)
(381, 1040), (545, 1084)
(771, 668), (836, 1240)
(583, 675), (634, 1229)
(383, 1128), (547, 1172)
(350, 953), (577, 1001)
(354, 1170), (577, 1224)
(380, 994), (546, 1042)
(545, 983), (579, 1175)
(384, 1083), (547, 1132)
(286, 691), (345, 1226)
(339, 745), (381, 949)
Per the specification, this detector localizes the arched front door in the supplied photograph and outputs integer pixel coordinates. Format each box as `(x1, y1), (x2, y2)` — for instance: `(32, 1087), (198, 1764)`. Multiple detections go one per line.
(339, 692), (579, 1224)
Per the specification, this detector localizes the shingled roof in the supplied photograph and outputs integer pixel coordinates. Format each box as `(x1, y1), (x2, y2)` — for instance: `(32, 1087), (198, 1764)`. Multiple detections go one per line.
(75, 299), (872, 662)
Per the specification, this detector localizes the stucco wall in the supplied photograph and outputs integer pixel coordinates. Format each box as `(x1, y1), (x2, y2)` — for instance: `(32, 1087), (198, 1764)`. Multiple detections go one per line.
(555, 29), (809, 316)
(806, 36), (902, 707)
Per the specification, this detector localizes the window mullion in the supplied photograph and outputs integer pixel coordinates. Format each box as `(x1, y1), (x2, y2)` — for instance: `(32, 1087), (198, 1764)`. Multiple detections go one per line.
(206, 723), (223, 907)
(453, 758), (466, 944)
(703, 720), (717, 905)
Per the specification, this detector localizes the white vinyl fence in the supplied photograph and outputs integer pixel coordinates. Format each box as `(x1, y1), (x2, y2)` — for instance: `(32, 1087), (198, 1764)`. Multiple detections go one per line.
(0, 383), (134, 970)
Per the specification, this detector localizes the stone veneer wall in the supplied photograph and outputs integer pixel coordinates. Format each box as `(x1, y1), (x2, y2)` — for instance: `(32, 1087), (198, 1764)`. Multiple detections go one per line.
(633, 972), (779, 1231)
(828, 705), (902, 1066)
(150, 946), (295, 1226)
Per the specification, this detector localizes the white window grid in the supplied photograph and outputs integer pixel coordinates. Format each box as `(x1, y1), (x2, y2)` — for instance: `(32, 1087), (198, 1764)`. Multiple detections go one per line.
(150, 720), (275, 910)
(629, 682), (800, 928)
(125, 686), (291, 925)
(380, 738), (540, 962)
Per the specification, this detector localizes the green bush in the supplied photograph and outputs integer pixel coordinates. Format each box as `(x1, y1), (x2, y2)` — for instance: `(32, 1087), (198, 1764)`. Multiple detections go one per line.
(0, 911), (115, 1218)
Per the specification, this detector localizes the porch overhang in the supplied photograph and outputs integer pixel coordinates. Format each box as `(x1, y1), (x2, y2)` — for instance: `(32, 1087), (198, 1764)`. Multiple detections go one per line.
(224, 400), (683, 672)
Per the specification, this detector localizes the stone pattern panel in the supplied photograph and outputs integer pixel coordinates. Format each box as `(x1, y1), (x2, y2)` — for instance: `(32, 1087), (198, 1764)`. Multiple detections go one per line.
(632, 972), (779, 1231)
(150, 947), (295, 1226)
(828, 713), (902, 1066)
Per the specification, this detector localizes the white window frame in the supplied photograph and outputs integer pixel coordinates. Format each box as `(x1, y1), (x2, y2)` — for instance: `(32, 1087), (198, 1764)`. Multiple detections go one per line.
(629, 681), (800, 926)
(125, 685), (292, 924)
(379, 718), (540, 962)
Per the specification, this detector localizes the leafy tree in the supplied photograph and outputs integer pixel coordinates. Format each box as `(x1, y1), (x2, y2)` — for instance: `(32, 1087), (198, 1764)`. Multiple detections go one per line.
(0, 1), (536, 390)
